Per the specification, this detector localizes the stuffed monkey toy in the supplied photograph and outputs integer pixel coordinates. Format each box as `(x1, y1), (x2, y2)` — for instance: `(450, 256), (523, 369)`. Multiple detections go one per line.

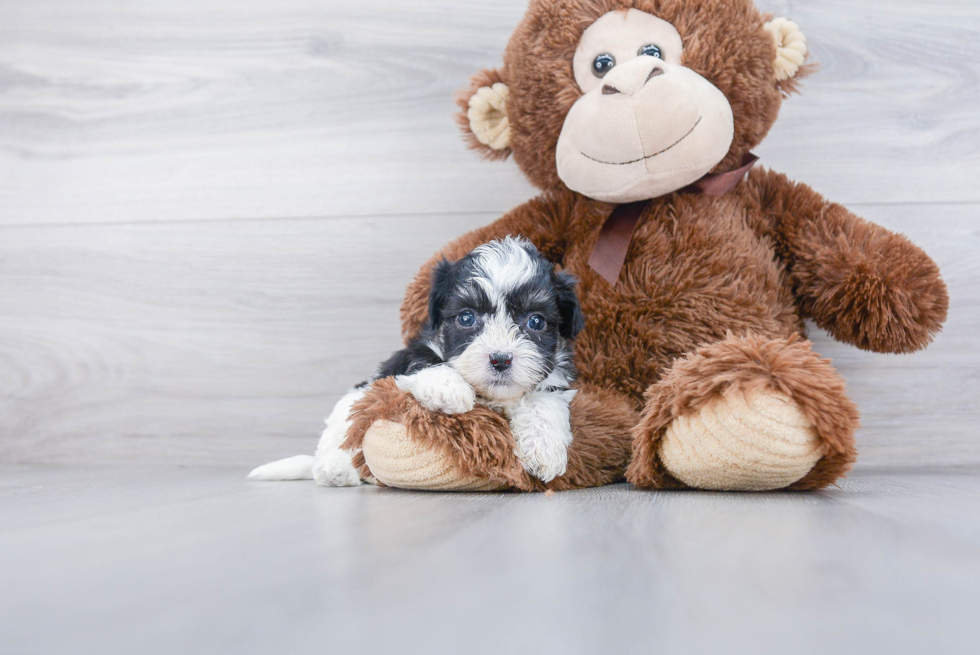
(343, 0), (948, 492)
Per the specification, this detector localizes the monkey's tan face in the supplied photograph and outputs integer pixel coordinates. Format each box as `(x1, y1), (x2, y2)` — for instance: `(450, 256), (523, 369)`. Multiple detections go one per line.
(556, 9), (735, 203)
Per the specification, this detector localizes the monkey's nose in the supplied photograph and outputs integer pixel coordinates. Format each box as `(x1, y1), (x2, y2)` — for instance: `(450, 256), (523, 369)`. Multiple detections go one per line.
(646, 67), (665, 82)
(489, 352), (513, 372)
(601, 60), (665, 96)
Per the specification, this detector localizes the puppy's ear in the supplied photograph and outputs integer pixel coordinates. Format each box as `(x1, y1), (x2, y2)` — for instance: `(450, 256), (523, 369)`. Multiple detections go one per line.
(427, 258), (456, 328)
(555, 271), (585, 339)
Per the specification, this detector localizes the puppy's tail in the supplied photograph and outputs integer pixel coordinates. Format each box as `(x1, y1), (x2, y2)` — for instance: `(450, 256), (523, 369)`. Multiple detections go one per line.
(247, 455), (314, 481)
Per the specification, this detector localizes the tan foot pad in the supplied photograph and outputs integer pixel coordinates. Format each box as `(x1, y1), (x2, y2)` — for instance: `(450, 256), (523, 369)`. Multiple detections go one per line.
(361, 420), (507, 492)
(658, 387), (823, 491)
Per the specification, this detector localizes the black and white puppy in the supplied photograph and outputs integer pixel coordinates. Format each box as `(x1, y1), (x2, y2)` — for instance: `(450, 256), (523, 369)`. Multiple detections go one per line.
(385, 235), (582, 408)
(248, 237), (584, 486)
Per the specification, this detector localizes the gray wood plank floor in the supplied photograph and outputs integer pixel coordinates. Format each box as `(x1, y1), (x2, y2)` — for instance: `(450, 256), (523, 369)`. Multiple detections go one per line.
(1, 1), (979, 651)
(2, 465), (979, 655)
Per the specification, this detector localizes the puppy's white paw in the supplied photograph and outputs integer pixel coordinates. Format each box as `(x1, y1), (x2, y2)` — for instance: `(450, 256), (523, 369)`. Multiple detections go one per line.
(312, 449), (361, 487)
(514, 429), (569, 483)
(395, 365), (476, 415)
(508, 391), (575, 483)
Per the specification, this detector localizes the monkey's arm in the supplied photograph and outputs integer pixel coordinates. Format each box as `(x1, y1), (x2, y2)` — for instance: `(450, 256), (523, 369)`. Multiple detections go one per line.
(747, 167), (948, 353)
(399, 191), (576, 342)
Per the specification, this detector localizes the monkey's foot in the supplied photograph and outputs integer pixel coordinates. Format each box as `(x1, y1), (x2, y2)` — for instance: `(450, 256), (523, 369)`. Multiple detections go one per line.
(343, 377), (533, 491)
(361, 420), (507, 491)
(346, 378), (636, 492)
(627, 335), (860, 491)
(658, 386), (822, 491)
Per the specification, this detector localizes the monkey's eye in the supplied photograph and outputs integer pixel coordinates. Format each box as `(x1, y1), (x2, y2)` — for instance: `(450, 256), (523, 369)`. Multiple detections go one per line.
(592, 53), (616, 78)
(526, 315), (547, 332)
(457, 310), (476, 328)
(639, 44), (663, 59)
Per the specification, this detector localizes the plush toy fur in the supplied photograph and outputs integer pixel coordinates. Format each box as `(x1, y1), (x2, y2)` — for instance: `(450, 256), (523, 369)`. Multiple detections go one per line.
(343, 0), (948, 492)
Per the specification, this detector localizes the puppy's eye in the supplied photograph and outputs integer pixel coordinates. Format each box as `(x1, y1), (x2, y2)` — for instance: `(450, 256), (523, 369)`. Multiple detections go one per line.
(526, 315), (546, 332)
(592, 53), (616, 78)
(457, 310), (476, 328)
(639, 44), (662, 59)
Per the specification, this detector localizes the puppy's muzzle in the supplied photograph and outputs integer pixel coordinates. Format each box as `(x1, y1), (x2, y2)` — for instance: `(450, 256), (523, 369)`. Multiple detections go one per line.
(489, 352), (513, 372)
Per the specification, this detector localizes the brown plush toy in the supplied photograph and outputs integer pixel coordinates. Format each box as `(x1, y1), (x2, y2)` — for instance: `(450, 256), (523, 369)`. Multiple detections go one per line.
(343, 0), (949, 492)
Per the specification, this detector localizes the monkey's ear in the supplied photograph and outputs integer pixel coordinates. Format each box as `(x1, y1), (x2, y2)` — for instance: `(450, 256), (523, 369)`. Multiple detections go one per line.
(764, 18), (810, 94)
(456, 68), (512, 160)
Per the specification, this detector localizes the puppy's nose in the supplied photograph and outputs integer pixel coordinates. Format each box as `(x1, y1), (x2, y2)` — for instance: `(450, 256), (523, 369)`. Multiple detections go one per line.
(489, 352), (513, 372)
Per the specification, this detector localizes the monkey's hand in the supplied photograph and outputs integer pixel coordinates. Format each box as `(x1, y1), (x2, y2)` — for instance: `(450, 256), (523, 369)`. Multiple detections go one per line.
(794, 224), (949, 353)
(750, 168), (949, 354)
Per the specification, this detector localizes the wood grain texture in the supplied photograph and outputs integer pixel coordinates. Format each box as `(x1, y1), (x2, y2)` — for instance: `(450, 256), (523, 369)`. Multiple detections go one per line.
(2, 465), (979, 654)
(0, 0), (977, 469)
(0, 203), (976, 468)
(0, 212), (492, 464)
(0, 0), (979, 226)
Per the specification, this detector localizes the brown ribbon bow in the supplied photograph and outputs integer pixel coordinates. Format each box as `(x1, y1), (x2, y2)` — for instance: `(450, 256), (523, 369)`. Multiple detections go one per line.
(587, 153), (759, 286)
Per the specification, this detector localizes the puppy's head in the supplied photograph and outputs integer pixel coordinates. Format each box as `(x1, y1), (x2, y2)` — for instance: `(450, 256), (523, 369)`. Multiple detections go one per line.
(427, 237), (583, 402)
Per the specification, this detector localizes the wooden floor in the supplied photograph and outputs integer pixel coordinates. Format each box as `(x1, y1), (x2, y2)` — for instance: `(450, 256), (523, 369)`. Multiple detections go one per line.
(1, 0), (979, 651)
(2, 464), (979, 655)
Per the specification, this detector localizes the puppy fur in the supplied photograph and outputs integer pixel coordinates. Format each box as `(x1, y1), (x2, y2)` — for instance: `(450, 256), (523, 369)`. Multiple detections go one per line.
(248, 237), (585, 485)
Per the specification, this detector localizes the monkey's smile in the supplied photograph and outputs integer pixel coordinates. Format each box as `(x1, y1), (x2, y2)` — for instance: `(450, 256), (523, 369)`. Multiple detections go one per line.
(581, 116), (702, 166)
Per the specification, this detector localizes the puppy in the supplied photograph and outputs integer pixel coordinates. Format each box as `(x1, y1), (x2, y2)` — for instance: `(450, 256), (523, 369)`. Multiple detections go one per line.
(248, 236), (584, 486)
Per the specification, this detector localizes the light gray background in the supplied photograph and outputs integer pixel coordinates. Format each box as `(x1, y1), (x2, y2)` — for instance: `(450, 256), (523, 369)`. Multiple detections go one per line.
(1, 1), (978, 654)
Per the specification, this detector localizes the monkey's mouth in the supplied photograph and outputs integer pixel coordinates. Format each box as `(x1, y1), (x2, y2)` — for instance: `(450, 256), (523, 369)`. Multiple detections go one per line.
(580, 116), (702, 166)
